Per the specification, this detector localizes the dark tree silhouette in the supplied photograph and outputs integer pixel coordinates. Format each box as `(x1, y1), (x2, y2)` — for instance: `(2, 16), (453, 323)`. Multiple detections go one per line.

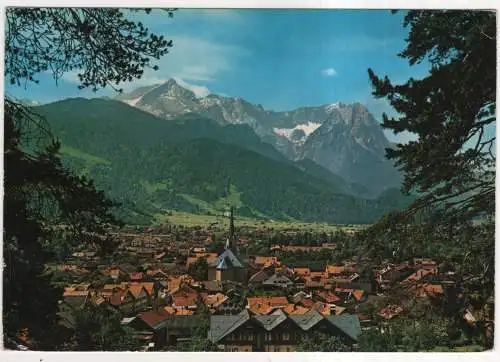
(3, 7), (175, 349)
(368, 10), (495, 219)
(363, 10), (495, 350)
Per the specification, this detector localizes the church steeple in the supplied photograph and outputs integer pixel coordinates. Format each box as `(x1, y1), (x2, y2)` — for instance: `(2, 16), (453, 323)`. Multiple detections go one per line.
(229, 206), (235, 244)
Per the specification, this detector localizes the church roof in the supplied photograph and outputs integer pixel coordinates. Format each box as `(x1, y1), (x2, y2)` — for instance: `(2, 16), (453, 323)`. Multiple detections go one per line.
(209, 248), (244, 269)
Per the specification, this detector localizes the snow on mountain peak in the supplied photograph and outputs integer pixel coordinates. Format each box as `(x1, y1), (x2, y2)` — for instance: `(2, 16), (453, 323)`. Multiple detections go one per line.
(273, 121), (322, 142)
(325, 102), (340, 113)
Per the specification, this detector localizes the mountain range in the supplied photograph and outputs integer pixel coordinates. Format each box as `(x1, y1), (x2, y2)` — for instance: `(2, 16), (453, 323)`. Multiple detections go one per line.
(31, 80), (410, 225)
(115, 78), (402, 195)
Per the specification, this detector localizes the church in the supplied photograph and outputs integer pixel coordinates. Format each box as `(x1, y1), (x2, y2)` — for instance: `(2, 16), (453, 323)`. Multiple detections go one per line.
(207, 207), (246, 283)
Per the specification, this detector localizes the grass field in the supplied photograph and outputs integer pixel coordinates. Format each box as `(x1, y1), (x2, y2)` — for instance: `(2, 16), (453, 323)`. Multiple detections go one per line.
(152, 210), (368, 233)
(60, 146), (111, 165)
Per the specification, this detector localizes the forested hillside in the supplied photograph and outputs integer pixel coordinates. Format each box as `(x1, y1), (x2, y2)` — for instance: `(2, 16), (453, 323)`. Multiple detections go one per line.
(34, 98), (412, 224)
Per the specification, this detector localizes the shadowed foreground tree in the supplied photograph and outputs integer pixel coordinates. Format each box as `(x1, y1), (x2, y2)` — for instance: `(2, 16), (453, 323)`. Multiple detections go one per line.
(295, 332), (352, 352)
(3, 8), (175, 349)
(187, 257), (209, 281)
(361, 10), (495, 350)
(72, 304), (142, 351)
(368, 10), (495, 219)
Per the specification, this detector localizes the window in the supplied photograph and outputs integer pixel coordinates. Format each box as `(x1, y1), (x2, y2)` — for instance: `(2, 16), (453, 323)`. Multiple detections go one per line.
(283, 332), (290, 341)
(248, 332), (254, 341)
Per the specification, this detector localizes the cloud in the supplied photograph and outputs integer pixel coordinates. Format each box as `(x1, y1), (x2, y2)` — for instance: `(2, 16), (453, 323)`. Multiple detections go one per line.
(173, 77), (211, 98)
(61, 35), (249, 94)
(321, 68), (337, 77)
(160, 35), (249, 82)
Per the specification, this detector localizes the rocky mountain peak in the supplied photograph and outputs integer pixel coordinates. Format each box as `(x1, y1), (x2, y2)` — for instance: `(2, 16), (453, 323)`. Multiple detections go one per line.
(115, 80), (401, 195)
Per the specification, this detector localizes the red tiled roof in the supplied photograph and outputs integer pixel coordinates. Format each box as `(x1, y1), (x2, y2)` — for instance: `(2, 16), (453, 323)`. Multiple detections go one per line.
(283, 304), (310, 315)
(109, 290), (126, 306)
(315, 291), (341, 304)
(201, 293), (228, 308)
(128, 283), (146, 298)
(138, 310), (170, 329)
(352, 289), (365, 301)
(173, 294), (198, 307)
(326, 265), (345, 275)
(247, 296), (288, 308)
(379, 305), (403, 319)
(310, 271), (325, 279)
(301, 298), (314, 308)
(254, 256), (280, 266)
(312, 301), (330, 315)
(130, 272), (143, 280)
(402, 269), (435, 284)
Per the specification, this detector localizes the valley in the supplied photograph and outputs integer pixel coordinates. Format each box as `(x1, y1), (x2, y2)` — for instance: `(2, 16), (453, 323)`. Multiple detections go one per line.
(33, 92), (412, 226)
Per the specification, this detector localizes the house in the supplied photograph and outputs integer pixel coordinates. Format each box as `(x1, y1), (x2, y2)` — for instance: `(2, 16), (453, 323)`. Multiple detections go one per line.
(57, 292), (91, 329)
(164, 315), (205, 347)
(401, 268), (437, 286)
(103, 267), (129, 282)
(207, 309), (361, 352)
(300, 298), (314, 308)
(378, 305), (404, 320)
(283, 304), (310, 315)
(186, 253), (218, 268)
(247, 296), (289, 315)
(303, 277), (325, 290)
(262, 273), (294, 290)
(105, 282), (155, 314)
(130, 272), (144, 281)
(311, 301), (331, 315)
(147, 268), (169, 280)
(293, 267), (311, 277)
(413, 258), (437, 270)
(254, 256), (280, 268)
(334, 288), (366, 303)
(129, 309), (172, 349)
(171, 289), (199, 311)
(248, 270), (271, 288)
(291, 291), (311, 304)
(376, 263), (413, 288)
(408, 283), (444, 298)
(201, 293), (229, 313)
(128, 282), (154, 311)
(326, 264), (345, 277)
(315, 291), (341, 304)
(128, 311), (204, 349)
(110, 289), (136, 314)
(202, 280), (224, 293)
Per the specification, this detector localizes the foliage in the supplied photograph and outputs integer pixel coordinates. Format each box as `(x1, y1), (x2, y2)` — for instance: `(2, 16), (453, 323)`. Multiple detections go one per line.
(3, 7), (173, 348)
(363, 11), (495, 351)
(34, 98), (412, 225)
(73, 304), (141, 351)
(3, 103), (118, 348)
(295, 331), (352, 352)
(6, 8), (174, 92)
(188, 257), (209, 281)
(176, 316), (219, 351)
(358, 316), (455, 352)
(368, 10), (495, 218)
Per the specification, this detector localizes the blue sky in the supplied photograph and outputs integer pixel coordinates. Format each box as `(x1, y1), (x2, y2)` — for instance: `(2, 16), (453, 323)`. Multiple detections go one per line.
(6, 9), (432, 142)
